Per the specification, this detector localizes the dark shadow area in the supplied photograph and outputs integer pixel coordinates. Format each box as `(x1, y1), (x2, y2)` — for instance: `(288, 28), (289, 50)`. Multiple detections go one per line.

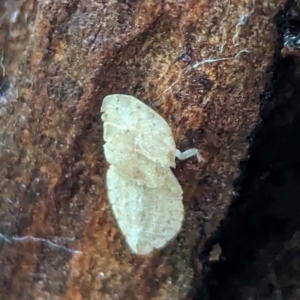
(194, 1), (300, 299)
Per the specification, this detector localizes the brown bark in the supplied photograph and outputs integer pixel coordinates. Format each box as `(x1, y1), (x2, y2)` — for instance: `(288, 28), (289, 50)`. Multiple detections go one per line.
(0, 0), (284, 299)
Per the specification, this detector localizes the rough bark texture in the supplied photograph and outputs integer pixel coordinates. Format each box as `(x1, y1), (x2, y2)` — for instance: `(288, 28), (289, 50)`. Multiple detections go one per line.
(200, 2), (300, 299)
(0, 0), (284, 299)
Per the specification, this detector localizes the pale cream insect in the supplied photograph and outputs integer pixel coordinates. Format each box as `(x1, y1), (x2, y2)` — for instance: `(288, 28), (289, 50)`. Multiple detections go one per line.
(101, 94), (203, 255)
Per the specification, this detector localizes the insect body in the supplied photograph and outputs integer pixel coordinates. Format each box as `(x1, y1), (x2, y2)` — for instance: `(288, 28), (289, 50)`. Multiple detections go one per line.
(101, 94), (203, 255)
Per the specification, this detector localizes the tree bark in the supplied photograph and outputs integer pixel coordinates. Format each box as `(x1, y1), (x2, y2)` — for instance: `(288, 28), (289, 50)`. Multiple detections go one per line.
(0, 0), (284, 299)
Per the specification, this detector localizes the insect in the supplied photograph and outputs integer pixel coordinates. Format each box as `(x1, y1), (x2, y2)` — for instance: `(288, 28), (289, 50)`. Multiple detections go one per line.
(101, 94), (203, 255)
